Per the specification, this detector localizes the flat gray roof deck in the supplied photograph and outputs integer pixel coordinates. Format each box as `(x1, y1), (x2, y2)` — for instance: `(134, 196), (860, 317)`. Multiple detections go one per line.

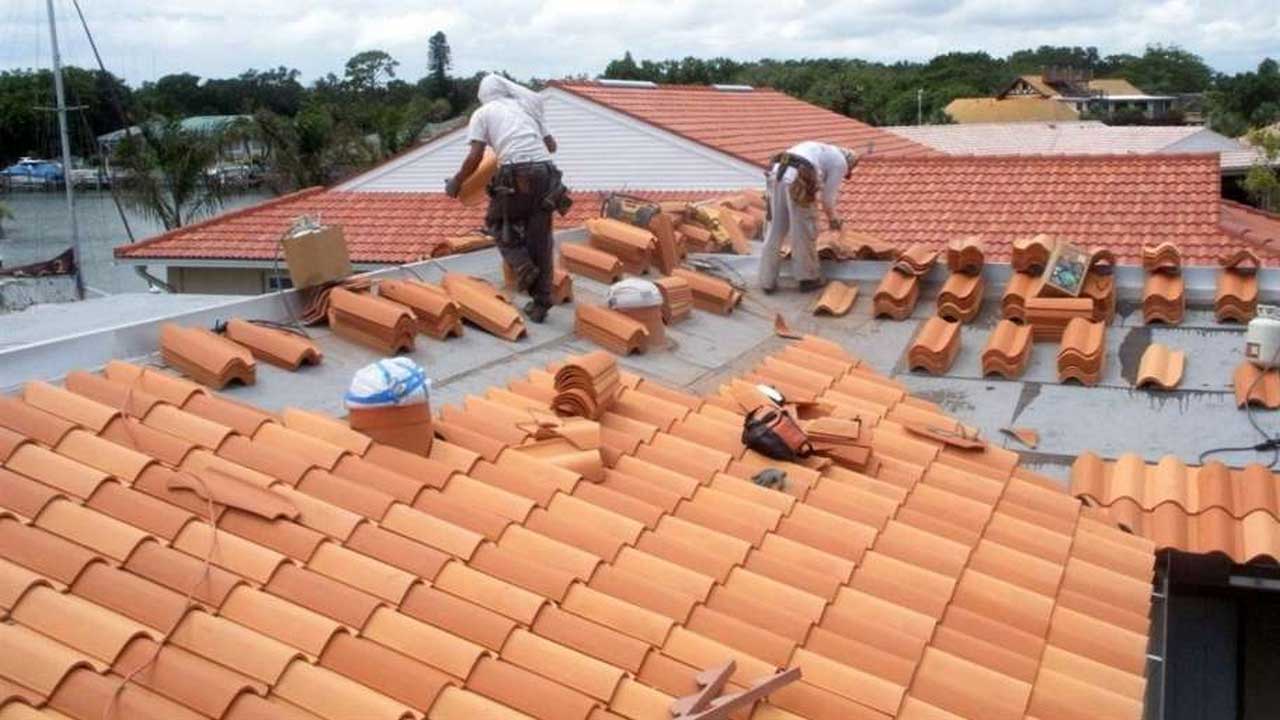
(0, 242), (1270, 485)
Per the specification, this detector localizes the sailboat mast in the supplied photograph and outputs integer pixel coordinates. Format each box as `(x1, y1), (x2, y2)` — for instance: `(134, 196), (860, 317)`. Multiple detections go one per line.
(46, 0), (85, 299)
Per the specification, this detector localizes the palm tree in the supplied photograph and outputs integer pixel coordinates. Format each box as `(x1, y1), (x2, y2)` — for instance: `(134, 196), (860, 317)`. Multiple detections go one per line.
(252, 106), (373, 193)
(112, 117), (226, 230)
(0, 200), (12, 239)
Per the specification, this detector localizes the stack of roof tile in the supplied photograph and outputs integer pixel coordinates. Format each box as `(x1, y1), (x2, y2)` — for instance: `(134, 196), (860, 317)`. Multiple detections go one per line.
(936, 274), (984, 323)
(1232, 361), (1280, 409)
(326, 287), (418, 354)
(907, 317), (962, 375)
(981, 320), (1034, 379)
(560, 244), (624, 285)
(1080, 272), (1116, 324)
(441, 274), (527, 341)
(1012, 234), (1054, 275)
(1072, 452), (1279, 564)
(0, 334), (1159, 720)
(1141, 243), (1185, 325)
(551, 351), (621, 420)
(377, 279), (465, 340)
(1216, 249), (1260, 323)
(1000, 272), (1042, 322)
(892, 245), (939, 277)
(812, 229), (898, 261)
(1024, 298), (1096, 342)
(675, 222), (715, 254)
(1058, 317), (1106, 385)
(654, 277), (693, 324)
(874, 244), (937, 322)
(946, 236), (985, 276)
(671, 267), (742, 315)
(501, 263), (574, 305)
(809, 281), (858, 317)
(222, 319), (323, 371)
(873, 267), (920, 320)
(585, 218), (656, 275)
(1135, 344), (1185, 390)
(574, 305), (650, 356)
(159, 324), (257, 389)
(298, 277), (374, 326)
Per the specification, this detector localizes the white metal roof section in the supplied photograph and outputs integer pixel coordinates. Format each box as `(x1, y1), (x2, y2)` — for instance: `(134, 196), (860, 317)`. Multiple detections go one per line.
(337, 87), (763, 193)
(884, 122), (1241, 158)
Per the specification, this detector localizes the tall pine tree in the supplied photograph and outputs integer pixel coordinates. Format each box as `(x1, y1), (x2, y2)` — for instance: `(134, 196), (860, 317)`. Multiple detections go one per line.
(427, 32), (452, 100)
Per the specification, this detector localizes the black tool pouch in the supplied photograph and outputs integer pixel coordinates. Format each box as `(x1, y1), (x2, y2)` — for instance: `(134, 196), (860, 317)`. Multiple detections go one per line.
(742, 406), (813, 461)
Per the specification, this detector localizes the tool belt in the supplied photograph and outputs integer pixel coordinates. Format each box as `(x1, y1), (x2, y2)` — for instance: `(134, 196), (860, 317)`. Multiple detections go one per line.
(742, 405), (813, 461)
(769, 152), (819, 207)
(490, 161), (573, 216)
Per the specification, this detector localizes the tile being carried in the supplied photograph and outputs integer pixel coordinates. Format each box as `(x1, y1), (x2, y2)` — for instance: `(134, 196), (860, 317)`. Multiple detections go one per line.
(159, 324), (256, 389)
(441, 273), (527, 341)
(222, 319), (322, 370)
(810, 281), (858, 317)
(1135, 344), (1185, 390)
(326, 287), (417, 354)
(561, 244), (625, 285)
(981, 320), (1033, 379)
(376, 279), (464, 339)
(908, 317), (962, 375)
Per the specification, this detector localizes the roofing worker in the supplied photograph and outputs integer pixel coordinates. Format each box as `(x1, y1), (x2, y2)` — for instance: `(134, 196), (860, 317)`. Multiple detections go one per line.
(447, 74), (571, 323)
(758, 142), (857, 293)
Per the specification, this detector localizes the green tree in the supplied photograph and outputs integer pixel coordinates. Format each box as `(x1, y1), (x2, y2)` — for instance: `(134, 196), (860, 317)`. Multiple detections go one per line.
(1111, 45), (1213, 94)
(1243, 129), (1280, 210)
(344, 50), (400, 94)
(427, 32), (452, 99)
(251, 106), (372, 192)
(112, 117), (226, 230)
(603, 51), (643, 80)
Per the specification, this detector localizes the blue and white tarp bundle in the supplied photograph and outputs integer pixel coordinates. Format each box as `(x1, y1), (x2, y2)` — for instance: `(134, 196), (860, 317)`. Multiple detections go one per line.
(344, 357), (429, 410)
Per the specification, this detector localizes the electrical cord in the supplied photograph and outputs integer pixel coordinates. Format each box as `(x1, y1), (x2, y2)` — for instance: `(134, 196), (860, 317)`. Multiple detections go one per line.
(1199, 339), (1280, 468)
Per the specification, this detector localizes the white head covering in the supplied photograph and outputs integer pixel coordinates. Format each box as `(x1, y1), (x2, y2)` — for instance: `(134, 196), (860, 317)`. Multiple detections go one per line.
(477, 74), (545, 127)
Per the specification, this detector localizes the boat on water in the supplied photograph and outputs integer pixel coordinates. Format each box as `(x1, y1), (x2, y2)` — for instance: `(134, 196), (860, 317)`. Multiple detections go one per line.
(1, 157), (65, 187)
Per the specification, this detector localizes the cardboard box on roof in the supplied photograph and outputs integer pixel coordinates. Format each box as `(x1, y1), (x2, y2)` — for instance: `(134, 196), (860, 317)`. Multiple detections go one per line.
(282, 224), (353, 289)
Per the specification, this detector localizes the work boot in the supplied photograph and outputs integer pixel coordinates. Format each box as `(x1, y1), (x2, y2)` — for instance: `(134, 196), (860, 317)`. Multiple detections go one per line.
(522, 300), (550, 324)
(798, 278), (828, 292)
(760, 285), (776, 295)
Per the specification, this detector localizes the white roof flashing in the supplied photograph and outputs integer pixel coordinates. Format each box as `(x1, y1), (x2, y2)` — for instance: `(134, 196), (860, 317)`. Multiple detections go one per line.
(595, 79), (657, 89)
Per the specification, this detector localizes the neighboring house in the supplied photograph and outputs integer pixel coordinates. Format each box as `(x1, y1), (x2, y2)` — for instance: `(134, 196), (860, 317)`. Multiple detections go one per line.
(115, 80), (932, 293)
(884, 121), (1271, 177)
(947, 72), (1175, 124)
(97, 115), (264, 179)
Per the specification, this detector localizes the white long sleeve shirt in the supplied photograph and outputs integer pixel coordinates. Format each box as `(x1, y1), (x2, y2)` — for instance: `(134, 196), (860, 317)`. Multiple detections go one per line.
(784, 141), (849, 210)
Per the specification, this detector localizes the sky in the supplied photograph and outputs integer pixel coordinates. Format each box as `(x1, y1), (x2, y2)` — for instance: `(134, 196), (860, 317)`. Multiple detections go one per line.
(2, 0), (1278, 84)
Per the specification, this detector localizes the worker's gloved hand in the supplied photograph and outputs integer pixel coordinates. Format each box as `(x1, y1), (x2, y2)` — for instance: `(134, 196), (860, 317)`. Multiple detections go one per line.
(444, 177), (461, 199)
(828, 217), (843, 231)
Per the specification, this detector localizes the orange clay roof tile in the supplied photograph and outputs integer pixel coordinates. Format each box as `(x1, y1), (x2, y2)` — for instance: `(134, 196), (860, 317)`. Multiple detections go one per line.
(326, 287), (418, 354)
(907, 317), (962, 376)
(223, 318), (323, 370)
(809, 281), (858, 316)
(375, 279), (464, 340)
(1135, 343), (1185, 390)
(441, 273), (527, 341)
(671, 267), (742, 315)
(1233, 360), (1280, 408)
(946, 236), (985, 275)
(1142, 272), (1185, 325)
(159, 324), (257, 389)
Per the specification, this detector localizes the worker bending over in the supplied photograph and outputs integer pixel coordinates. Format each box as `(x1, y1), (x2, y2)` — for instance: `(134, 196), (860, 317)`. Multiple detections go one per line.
(758, 142), (857, 293)
(447, 74), (570, 322)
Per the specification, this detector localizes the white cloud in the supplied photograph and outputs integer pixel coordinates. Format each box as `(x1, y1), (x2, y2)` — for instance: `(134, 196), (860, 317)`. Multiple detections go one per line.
(1, 0), (1276, 84)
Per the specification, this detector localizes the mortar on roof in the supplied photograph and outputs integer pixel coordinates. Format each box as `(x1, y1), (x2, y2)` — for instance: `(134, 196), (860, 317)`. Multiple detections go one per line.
(1117, 326), (1153, 385)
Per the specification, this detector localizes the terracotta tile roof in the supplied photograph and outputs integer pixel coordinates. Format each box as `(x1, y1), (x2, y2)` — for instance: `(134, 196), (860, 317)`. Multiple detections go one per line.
(1071, 453), (1280, 564)
(551, 81), (936, 166)
(839, 154), (1274, 267)
(0, 342), (1161, 719)
(114, 189), (720, 264)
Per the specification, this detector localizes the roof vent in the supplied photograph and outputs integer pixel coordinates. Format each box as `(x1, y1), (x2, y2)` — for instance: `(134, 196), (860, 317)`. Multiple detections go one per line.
(712, 84), (754, 92)
(596, 79), (657, 89)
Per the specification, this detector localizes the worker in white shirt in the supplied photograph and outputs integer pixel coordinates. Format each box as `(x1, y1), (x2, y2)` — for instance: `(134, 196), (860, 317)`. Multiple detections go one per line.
(447, 74), (571, 323)
(758, 142), (857, 293)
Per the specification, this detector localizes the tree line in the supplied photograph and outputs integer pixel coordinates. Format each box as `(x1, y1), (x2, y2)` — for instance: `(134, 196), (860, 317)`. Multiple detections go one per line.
(0, 31), (477, 180)
(603, 45), (1279, 134)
